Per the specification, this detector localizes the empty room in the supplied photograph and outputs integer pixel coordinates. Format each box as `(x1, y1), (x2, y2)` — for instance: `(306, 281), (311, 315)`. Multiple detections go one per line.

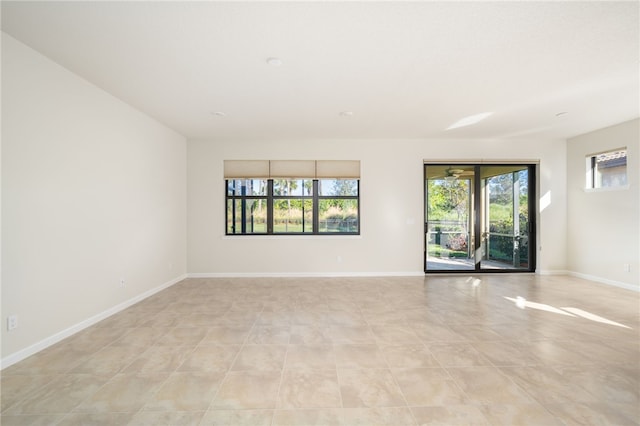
(1, 1), (639, 425)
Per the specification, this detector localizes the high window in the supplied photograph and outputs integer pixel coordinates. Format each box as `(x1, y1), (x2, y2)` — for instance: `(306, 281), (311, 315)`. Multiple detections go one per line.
(586, 148), (627, 189)
(225, 160), (360, 235)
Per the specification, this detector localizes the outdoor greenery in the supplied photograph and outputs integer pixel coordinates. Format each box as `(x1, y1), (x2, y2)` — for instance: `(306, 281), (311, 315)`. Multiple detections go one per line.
(427, 170), (529, 265)
(227, 178), (358, 234)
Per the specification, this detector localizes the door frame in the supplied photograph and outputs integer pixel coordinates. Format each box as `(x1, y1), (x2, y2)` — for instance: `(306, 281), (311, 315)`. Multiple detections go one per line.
(424, 161), (537, 274)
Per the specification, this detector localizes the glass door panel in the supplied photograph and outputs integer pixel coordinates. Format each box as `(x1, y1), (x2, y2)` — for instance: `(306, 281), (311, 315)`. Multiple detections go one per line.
(425, 163), (535, 273)
(480, 166), (531, 271)
(425, 165), (475, 271)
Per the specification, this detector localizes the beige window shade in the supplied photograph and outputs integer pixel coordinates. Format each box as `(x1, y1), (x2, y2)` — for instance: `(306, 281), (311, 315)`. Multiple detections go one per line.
(224, 160), (270, 178)
(316, 160), (360, 178)
(269, 160), (316, 178)
(224, 160), (360, 179)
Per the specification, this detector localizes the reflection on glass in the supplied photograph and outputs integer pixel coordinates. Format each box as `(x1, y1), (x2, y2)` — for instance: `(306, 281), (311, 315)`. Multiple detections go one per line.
(481, 167), (529, 270)
(319, 199), (358, 233)
(319, 179), (358, 196)
(226, 198), (267, 234)
(273, 179), (313, 196)
(426, 173), (473, 270)
(273, 199), (313, 233)
(227, 179), (267, 196)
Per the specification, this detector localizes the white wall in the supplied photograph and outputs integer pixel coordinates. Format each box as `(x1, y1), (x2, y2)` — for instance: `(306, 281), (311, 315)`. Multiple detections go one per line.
(1, 34), (187, 365)
(567, 119), (640, 290)
(188, 138), (567, 275)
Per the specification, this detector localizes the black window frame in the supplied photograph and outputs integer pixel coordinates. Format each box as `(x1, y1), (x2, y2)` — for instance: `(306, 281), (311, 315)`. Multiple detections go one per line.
(225, 178), (360, 236)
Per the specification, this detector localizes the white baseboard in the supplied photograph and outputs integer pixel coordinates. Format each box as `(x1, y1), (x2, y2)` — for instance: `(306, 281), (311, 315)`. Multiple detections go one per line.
(0, 274), (187, 370)
(536, 269), (570, 275)
(567, 271), (639, 292)
(188, 271), (425, 278)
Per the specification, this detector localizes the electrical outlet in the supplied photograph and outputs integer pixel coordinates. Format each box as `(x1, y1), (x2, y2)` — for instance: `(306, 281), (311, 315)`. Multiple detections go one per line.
(7, 315), (18, 331)
(623, 263), (631, 272)
(119, 278), (125, 287)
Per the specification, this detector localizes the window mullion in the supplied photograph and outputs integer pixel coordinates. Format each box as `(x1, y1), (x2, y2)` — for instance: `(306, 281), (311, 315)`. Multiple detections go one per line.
(267, 180), (274, 234)
(313, 180), (319, 233)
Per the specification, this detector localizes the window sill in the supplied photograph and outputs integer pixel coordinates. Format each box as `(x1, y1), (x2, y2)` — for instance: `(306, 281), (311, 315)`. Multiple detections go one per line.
(584, 184), (630, 193)
(222, 234), (362, 240)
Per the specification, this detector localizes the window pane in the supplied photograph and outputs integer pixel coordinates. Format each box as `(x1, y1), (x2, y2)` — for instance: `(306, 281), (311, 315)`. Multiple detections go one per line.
(593, 149), (627, 188)
(319, 199), (358, 233)
(226, 198), (267, 234)
(273, 179), (313, 196)
(227, 179), (267, 196)
(273, 199), (313, 233)
(318, 179), (358, 196)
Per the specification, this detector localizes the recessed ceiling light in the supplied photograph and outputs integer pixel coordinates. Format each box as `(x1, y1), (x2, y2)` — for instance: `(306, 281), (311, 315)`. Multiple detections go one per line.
(211, 112), (226, 117)
(266, 57), (283, 66)
(339, 111), (354, 117)
(556, 111), (568, 117)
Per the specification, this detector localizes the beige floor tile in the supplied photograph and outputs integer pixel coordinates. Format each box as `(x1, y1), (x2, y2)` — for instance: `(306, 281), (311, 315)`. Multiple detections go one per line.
(109, 327), (168, 347)
(0, 414), (66, 425)
(544, 402), (640, 426)
(201, 326), (251, 345)
(412, 323), (467, 343)
(499, 365), (596, 405)
(2, 345), (92, 376)
(289, 325), (332, 344)
(123, 344), (195, 374)
(328, 326), (377, 344)
(478, 403), (565, 426)
(210, 371), (282, 409)
(471, 341), (539, 366)
(4, 374), (110, 415)
(0, 374), (60, 412)
(552, 364), (640, 405)
(334, 344), (388, 369)
(199, 409), (273, 425)
(176, 344), (240, 373)
(277, 370), (342, 409)
(446, 367), (535, 405)
(231, 345), (287, 372)
(73, 373), (169, 413)
(371, 326), (421, 344)
(446, 324), (504, 341)
(522, 339), (594, 365)
(338, 369), (405, 408)
(285, 345), (336, 370)
(411, 405), (490, 426)
(340, 407), (417, 425)
(128, 410), (205, 425)
(272, 409), (342, 425)
(428, 343), (492, 367)
(4, 275), (639, 425)
(153, 327), (208, 347)
(71, 345), (144, 375)
(143, 371), (225, 411)
(380, 344), (440, 368)
(57, 412), (135, 426)
(289, 310), (330, 326)
(246, 326), (291, 344)
(393, 368), (468, 406)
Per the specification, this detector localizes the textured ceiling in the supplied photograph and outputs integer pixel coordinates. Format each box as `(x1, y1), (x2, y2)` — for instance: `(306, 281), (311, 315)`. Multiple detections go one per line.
(2, 1), (638, 140)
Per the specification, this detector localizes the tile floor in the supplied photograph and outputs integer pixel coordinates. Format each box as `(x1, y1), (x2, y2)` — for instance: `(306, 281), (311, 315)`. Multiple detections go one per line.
(1, 274), (639, 425)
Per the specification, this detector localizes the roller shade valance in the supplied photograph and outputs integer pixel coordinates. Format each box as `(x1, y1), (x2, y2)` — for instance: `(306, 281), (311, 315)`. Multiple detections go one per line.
(316, 160), (360, 178)
(224, 160), (360, 179)
(269, 160), (316, 178)
(223, 160), (270, 178)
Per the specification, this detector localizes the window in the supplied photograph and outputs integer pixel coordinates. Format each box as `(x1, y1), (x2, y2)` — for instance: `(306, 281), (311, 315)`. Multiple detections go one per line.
(586, 148), (627, 189)
(225, 160), (360, 235)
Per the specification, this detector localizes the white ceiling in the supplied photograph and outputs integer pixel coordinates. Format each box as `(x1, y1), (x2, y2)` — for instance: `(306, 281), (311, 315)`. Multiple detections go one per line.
(2, 1), (638, 141)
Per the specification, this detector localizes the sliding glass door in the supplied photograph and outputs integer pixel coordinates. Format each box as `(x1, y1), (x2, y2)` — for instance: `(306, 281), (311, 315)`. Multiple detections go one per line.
(425, 164), (535, 273)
